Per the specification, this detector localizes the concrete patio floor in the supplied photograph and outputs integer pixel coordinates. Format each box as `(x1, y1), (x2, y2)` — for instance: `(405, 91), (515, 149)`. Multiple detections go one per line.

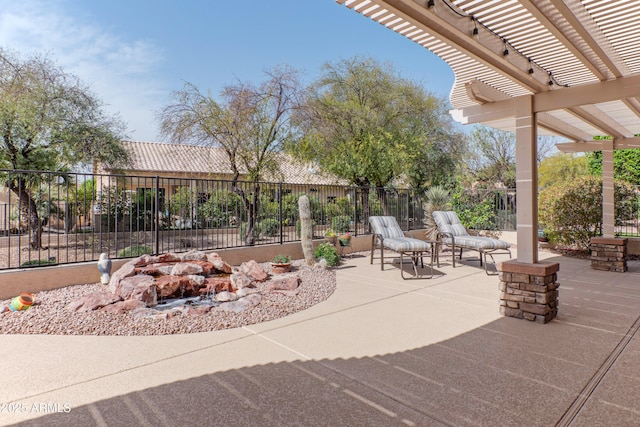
(1, 247), (639, 426)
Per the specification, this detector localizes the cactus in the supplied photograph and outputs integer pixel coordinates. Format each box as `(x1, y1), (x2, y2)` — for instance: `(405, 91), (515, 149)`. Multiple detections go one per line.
(298, 195), (315, 266)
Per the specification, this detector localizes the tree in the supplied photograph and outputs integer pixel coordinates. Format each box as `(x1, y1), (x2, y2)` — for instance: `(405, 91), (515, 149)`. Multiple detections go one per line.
(291, 56), (463, 217)
(586, 149), (640, 184)
(538, 153), (589, 189)
(464, 126), (564, 188)
(0, 50), (129, 248)
(465, 126), (516, 187)
(158, 66), (300, 245)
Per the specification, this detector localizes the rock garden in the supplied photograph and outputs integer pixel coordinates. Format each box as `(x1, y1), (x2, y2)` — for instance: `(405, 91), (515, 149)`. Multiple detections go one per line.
(0, 250), (336, 336)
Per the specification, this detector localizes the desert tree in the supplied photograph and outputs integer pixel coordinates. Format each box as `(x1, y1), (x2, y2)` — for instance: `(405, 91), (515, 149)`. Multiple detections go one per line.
(0, 49), (129, 248)
(158, 66), (300, 245)
(291, 56), (464, 219)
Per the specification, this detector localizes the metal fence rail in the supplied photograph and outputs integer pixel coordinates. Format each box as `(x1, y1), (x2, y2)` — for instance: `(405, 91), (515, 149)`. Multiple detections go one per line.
(0, 169), (519, 270)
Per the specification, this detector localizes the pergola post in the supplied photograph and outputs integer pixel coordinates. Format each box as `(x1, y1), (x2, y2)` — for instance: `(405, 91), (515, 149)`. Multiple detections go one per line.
(499, 95), (560, 323)
(514, 95), (538, 265)
(590, 140), (628, 272)
(602, 140), (615, 238)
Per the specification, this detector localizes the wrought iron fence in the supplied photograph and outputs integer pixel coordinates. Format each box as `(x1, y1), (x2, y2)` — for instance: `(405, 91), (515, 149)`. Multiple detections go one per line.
(0, 169), (518, 270)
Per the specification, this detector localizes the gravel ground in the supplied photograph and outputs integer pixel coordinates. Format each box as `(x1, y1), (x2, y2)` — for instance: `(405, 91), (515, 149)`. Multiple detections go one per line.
(0, 259), (337, 336)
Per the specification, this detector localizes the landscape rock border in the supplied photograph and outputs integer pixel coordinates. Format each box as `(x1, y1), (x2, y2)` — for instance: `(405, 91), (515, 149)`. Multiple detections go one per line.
(0, 255), (337, 336)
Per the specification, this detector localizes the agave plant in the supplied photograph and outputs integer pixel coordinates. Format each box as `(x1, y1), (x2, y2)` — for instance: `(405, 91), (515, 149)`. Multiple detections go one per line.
(423, 186), (451, 241)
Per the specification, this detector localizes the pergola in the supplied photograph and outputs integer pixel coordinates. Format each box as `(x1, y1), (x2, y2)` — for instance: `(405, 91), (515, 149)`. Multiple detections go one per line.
(337, 0), (640, 267)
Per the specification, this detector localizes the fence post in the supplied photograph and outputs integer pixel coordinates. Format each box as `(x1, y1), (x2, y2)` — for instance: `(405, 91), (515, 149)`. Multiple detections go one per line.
(406, 189), (411, 230)
(279, 181), (284, 245)
(353, 186), (358, 236)
(155, 176), (160, 255)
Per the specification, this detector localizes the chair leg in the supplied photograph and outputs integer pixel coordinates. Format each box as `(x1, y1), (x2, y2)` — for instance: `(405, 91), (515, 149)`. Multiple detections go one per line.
(380, 246), (384, 270)
(370, 235), (375, 265)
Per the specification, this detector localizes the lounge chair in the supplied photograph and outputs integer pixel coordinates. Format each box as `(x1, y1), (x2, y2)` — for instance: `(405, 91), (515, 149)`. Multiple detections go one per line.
(432, 211), (511, 275)
(369, 216), (434, 279)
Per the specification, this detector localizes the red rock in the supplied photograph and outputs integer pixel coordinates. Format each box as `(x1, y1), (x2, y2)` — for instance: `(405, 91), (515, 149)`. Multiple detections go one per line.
(171, 262), (204, 276)
(180, 250), (208, 262)
(155, 275), (191, 298)
(267, 275), (301, 292)
(108, 262), (136, 294)
(135, 263), (174, 276)
(207, 253), (233, 274)
(217, 294), (262, 312)
(203, 276), (234, 293)
(117, 275), (158, 306)
(187, 260), (217, 275)
(185, 306), (212, 316)
(66, 291), (122, 312)
(133, 254), (159, 267)
(239, 260), (268, 282)
(101, 299), (146, 314)
(157, 253), (182, 263)
(230, 271), (254, 289)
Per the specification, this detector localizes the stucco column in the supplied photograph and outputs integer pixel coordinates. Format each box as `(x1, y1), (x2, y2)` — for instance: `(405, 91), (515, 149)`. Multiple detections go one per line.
(602, 140), (615, 237)
(514, 95), (538, 264)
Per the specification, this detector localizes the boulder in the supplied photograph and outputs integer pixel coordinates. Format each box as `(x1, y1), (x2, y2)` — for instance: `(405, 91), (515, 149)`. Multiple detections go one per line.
(202, 276), (234, 293)
(230, 271), (254, 290)
(66, 291), (122, 312)
(134, 254), (159, 267)
(108, 262), (136, 294)
(155, 275), (191, 298)
(135, 263), (174, 276)
(171, 262), (204, 276)
(180, 250), (208, 262)
(215, 291), (238, 302)
(187, 274), (206, 293)
(157, 253), (182, 263)
(117, 275), (158, 306)
(267, 275), (301, 292)
(131, 307), (168, 320)
(101, 299), (146, 314)
(239, 260), (268, 282)
(187, 260), (217, 275)
(236, 287), (260, 298)
(217, 294), (262, 313)
(207, 253), (233, 274)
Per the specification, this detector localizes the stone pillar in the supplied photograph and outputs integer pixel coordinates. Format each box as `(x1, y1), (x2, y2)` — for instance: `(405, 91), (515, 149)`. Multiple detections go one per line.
(499, 260), (560, 324)
(590, 237), (628, 272)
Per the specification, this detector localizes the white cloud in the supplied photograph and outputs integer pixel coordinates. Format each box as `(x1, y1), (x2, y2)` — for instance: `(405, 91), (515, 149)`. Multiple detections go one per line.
(0, 0), (166, 141)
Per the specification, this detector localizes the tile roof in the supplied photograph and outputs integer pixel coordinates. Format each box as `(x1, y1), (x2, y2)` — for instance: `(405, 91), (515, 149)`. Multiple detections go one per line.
(116, 140), (346, 186)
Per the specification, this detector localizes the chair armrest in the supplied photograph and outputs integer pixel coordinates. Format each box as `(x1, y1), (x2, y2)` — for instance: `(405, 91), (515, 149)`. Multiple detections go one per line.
(438, 231), (454, 242)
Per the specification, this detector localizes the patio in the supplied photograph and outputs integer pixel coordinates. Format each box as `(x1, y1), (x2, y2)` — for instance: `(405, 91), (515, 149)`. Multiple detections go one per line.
(1, 246), (639, 426)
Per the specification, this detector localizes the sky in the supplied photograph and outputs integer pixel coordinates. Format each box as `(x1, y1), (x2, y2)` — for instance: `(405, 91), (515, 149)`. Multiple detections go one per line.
(0, 0), (455, 142)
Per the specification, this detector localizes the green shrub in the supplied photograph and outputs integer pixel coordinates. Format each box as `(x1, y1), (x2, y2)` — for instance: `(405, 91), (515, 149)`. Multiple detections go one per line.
(451, 186), (496, 230)
(118, 245), (153, 258)
(539, 176), (637, 251)
(314, 242), (340, 266)
(259, 218), (280, 237)
(21, 259), (57, 267)
(331, 215), (351, 234)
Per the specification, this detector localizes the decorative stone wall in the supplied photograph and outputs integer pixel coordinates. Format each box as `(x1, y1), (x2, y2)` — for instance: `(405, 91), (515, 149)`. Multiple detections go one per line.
(498, 260), (560, 324)
(590, 237), (628, 272)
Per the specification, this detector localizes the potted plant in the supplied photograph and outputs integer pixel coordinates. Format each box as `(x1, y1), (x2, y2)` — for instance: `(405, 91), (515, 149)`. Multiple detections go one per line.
(324, 228), (337, 245)
(338, 231), (351, 247)
(271, 254), (292, 274)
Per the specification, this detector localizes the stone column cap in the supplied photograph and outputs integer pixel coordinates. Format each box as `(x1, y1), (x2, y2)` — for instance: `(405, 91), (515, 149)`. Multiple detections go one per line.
(590, 237), (628, 245)
(499, 260), (559, 275)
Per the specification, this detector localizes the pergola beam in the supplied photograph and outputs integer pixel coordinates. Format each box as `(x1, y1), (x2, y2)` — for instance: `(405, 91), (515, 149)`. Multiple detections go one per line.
(556, 136), (640, 153)
(454, 73), (640, 125)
